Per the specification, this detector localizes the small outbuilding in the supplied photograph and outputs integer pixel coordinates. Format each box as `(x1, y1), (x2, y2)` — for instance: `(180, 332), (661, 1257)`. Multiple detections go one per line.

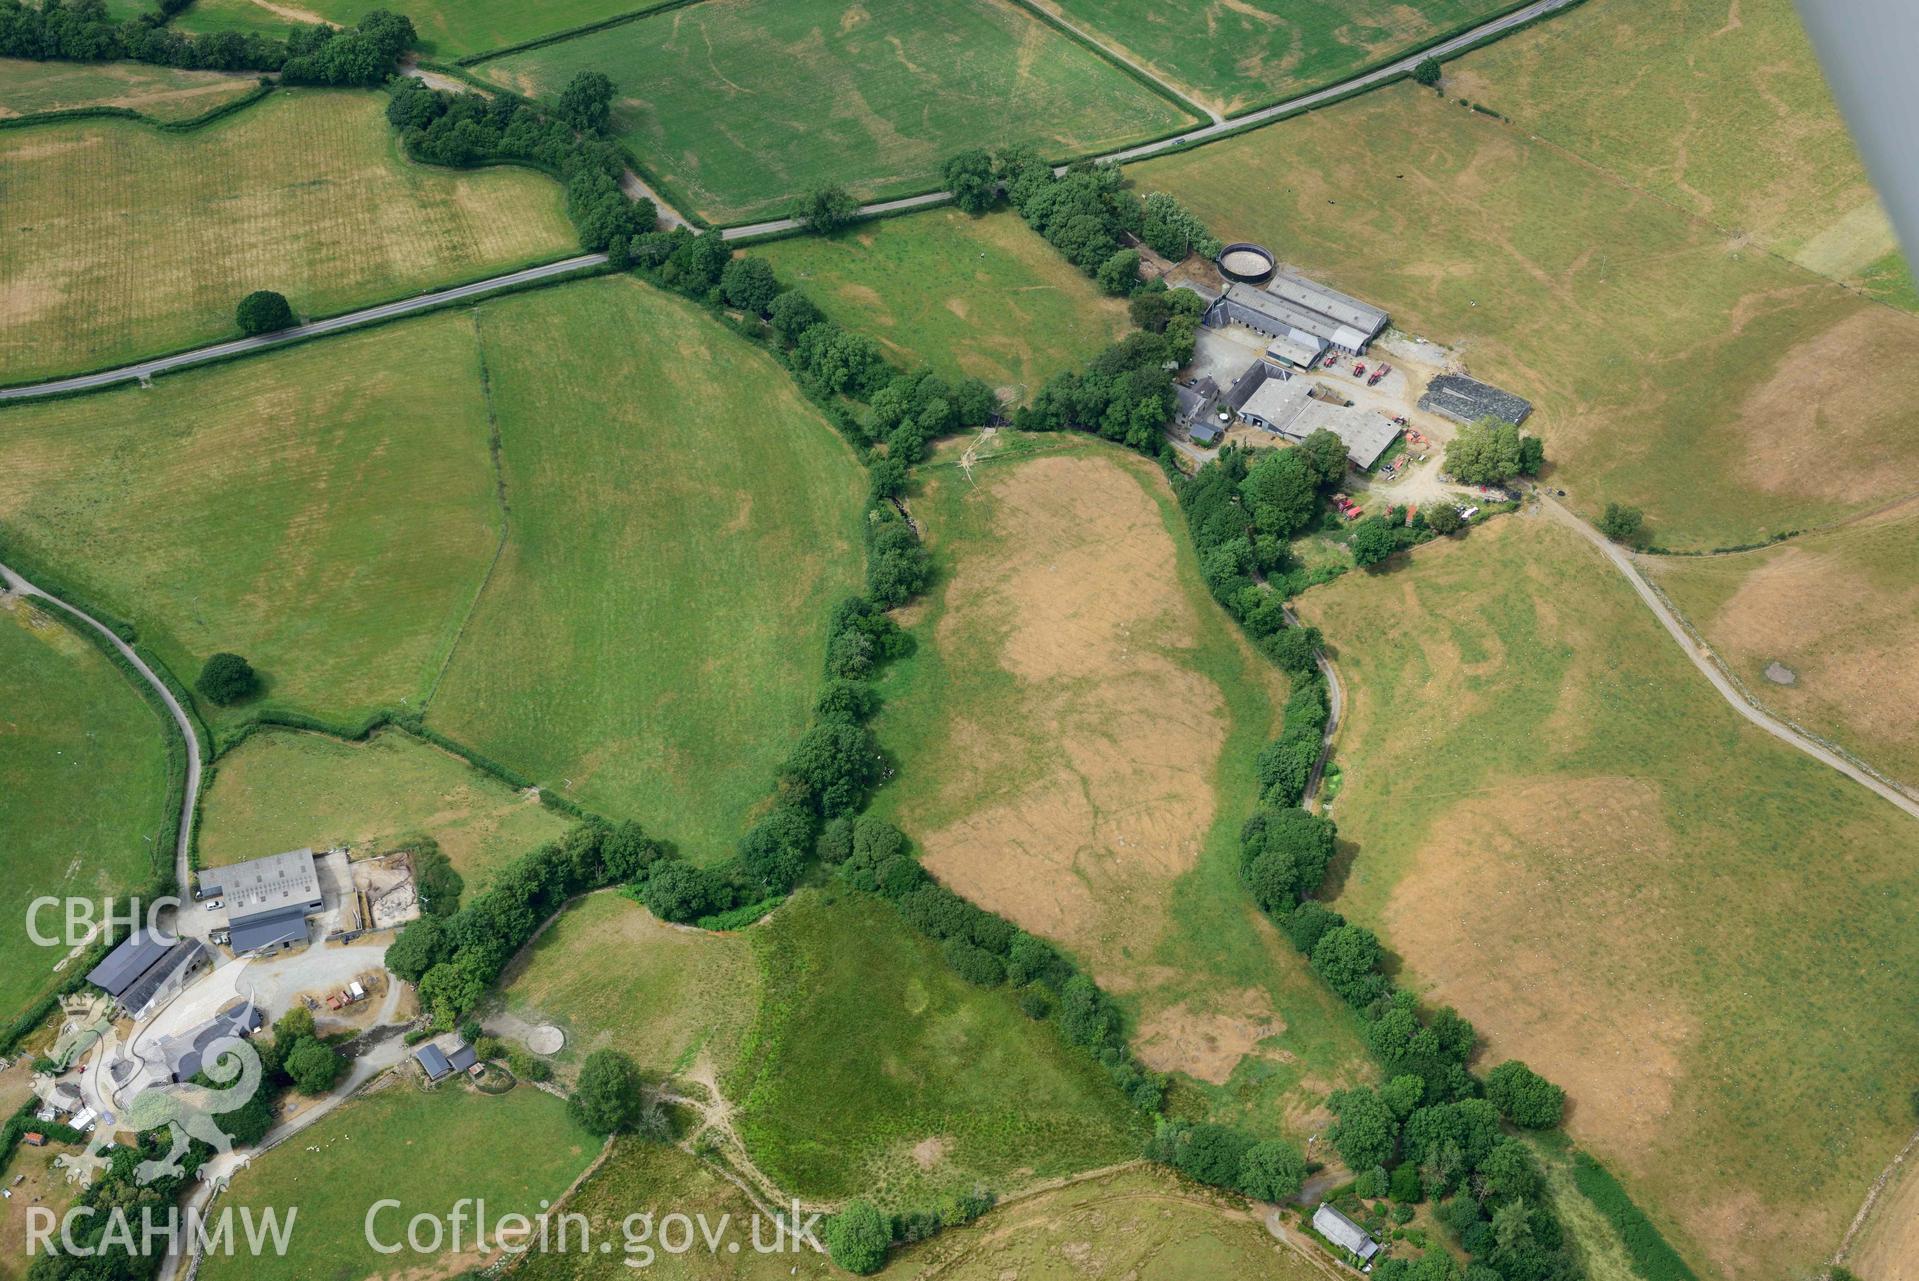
(1418, 372), (1533, 426)
(415, 1044), (453, 1082)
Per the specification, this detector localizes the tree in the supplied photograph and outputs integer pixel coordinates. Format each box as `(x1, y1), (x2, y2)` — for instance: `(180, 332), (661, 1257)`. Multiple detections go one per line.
(1327, 1085), (1398, 1169)
(1484, 1060), (1565, 1129)
(1350, 516), (1401, 568)
(385, 915), (448, 982)
(768, 290), (823, 345)
(737, 804), (816, 890)
(1490, 1196), (1533, 1252)
(1238, 1139), (1306, 1202)
(1480, 1138), (1541, 1201)
(1311, 924), (1388, 1006)
(195, 652), (259, 705)
(1443, 418), (1529, 485)
(780, 720), (879, 815)
(234, 290), (294, 335)
(1413, 56), (1442, 87)
(1598, 503), (1643, 543)
(1424, 503), (1462, 535)
(793, 184), (859, 234)
(555, 69), (615, 134)
(1300, 428), (1348, 486)
(638, 859), (721, 923)
(942, 149), (998, 215)
(1242, 448), (1321, 537)
(569, 1049), (644, 1134)
(1263, 625), (1322, 676)
(1096, 247), (1142, 296)
(824, 1200), (890, 1274)
(720, 256), (781, 315)
(284, 1037), (343, 1094)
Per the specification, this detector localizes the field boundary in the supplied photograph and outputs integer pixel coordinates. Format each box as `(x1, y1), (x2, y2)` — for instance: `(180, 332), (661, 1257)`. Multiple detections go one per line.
(0, 79), (274, 133)
(455, 0), (711, 67)
(998, 0), (1212, 123)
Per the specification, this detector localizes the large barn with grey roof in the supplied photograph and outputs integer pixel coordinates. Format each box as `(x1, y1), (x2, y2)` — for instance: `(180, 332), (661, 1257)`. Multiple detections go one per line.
(1198, 267), (1390, 363)
(198, 848), (324, 956)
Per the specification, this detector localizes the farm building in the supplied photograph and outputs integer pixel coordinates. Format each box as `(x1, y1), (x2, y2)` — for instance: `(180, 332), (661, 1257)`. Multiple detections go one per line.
(1196, 268), (1389, 359)
(1225, 361), (1399, 469)
(199, 848), (324, 956)
(1174, 376), (1223, 444)
(416, 1044), (453, 1082)
(161, 1000), (263, 1083)
(1313, 1203), (1381, 1264)
(1418, 372), (1533, 426)
(87, 931), (210, 1020)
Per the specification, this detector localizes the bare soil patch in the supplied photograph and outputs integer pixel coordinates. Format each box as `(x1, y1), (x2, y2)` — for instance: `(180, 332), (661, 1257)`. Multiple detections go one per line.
(1847, 1131), (1919, 1281)
(917, 453), (1228, 985)
(1383, 776), (1698, 1166)
(1133, 991), (1284, 1084)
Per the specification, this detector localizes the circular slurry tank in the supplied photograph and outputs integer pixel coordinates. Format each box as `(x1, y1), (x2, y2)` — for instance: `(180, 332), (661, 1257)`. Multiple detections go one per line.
(1216, 242), (1276, 283)
(526, 1024), (565, 1055)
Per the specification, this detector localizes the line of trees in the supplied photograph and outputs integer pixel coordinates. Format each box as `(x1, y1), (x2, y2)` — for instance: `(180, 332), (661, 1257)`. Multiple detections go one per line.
(0, 0), (415, 80)
(387, 73), (654, 252)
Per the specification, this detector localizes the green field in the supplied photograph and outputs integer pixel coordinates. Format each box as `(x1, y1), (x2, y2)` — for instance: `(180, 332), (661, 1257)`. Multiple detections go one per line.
(512, 1139), (841, 1281)
(729, 889), (1144, 1208)
(1645, 497), (1919, 788)
(753, 208), (1132, 400)
(423, 277), (866, 857)
(0, 57), (260, 122)
(0, 314), (501, 739)
(0, 599), (170, 1028)
(868, 434), (1374, 1141)
(197, 728), (569, 885)
(199, 1080), (596, 1281)
(1037, 0), (1512, 115)
(500, 891), (758, 1077)
(1454, 0), (1913, 305)
(1294, 515), (1919, 1281)
(172, 0), (641, 57)
(1130, 80), (1919, 549)
(0, 89), (573, 382)
(475, 0), (1199, 224)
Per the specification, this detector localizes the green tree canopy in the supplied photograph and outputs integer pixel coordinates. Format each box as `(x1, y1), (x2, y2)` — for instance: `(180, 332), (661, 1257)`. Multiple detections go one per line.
(195, 652), (259, 705)
(235, 290), (294, 336)
(793, 184), (859, 234)
(569, 1049), (644, 1134)
(942, 149), (998, 215)
(1485, 1060), (1565, 1129)
(1242, 448), (1320, 538)
(1598, 503), (1644, 543)
(556, 69), (615, 135)
(824, 1200), (890, 1274)
(284, 1037), (343, 1095)
(1328, 1084), (1398, 1169)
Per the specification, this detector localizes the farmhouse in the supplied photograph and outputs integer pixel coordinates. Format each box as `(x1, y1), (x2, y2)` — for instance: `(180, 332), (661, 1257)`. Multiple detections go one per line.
(416, 1038), (479, 1083)
(161, 1000), (263, 1083)
(199, 848), (324, 957)
(1197, 268), (1389, 359)
(1225, 361), (1399, 469)
(1418, 372), (1533, 426)
(1314, 1203), (1381, 1265)
(86, 930), (210, 1021)
(1173, 376), (1223, 444)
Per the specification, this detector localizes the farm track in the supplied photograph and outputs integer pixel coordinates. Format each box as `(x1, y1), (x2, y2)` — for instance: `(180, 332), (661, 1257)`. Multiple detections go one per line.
(0, 0), (1580, 405)
(0, 560), (202, 895)
(1537, 493), (1919, 822)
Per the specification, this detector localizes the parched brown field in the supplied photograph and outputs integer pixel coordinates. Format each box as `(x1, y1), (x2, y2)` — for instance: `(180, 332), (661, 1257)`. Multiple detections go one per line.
(1130, 80), (1919, 550)
(875, 435), (1375, 1139)
(1294, 514), (1919, 1281)
(1646, 497), (1919, 788)
(0, 89), (573, 381)
(0, 58), (261, 122)
(1845, 1131), (1919, 1281)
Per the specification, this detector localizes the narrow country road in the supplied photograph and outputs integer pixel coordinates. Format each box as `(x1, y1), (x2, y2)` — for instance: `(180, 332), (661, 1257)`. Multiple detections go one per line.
(0, 560), (203, 890)
(1537, 493), (1919, 822)
(0, 0), (1581, 404)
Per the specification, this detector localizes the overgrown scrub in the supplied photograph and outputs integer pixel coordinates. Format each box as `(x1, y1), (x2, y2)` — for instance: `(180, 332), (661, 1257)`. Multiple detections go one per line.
(1569, 1152), (1697, 1281)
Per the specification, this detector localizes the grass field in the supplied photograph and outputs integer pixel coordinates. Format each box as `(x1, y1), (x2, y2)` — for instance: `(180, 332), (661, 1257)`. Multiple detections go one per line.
(499, 891), (758, 1077)
(0, 598), (170, 1029)
(423, 278), (865, 858)
(1452, 0), (1914, 305)
(512, 1139), (841, 1281)
(895, 1164), (1328, 1279)
(753, 209), (1132, 400)
(0, 89), (573, 382)
(0, 57), (261, 122)
(1129, 80), (1919, 549)
(1292, 514), (1919, 1281)
(197, 728), (568, 885)
(1034, 0), (1512, 116)
(728, 889), (1145, 1209)
(869, 433), (1374, 1143)
(0, 314), (501, 740)
(474, 0), (1199, 224)
(1644, 497), (1919, 789)
(172, 0), (643, 58)
(199, 1079), (596, 1281)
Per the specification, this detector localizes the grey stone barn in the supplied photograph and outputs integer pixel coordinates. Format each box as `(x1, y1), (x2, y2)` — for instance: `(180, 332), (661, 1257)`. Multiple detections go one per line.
(1199, 267), (1389, 361)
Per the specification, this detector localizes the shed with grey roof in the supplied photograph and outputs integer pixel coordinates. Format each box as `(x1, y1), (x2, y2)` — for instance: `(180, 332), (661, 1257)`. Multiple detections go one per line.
(115, 939), (209, 1021)
(447, 1042), (478, 1073)
(201, 848), (324, 956)
(87, 931), (175, 998)
(1202, 268), (1388, 357)
(1231, 363), (1400, 469)
(1313, 1203), (1381, 1263)
(416, 1044), (453, 1082)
